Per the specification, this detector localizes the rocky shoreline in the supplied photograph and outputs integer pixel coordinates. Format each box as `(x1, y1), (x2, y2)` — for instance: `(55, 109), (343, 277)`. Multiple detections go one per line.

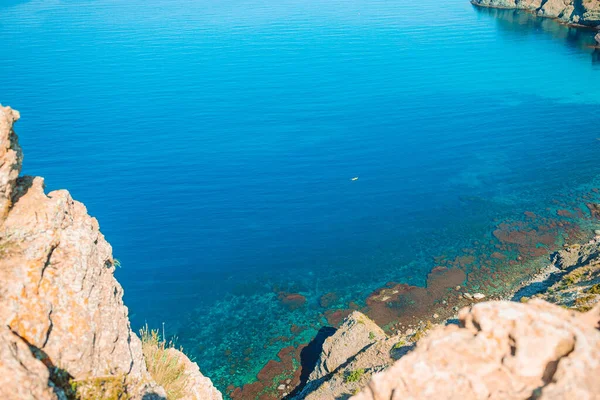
(289, 230), (600, 400)
(471, 0), (600, 29)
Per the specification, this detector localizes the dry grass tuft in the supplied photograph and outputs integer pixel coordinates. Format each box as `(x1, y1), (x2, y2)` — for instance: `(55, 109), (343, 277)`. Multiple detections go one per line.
(71, 375), (129, 400)
(140, 325), (188, 399)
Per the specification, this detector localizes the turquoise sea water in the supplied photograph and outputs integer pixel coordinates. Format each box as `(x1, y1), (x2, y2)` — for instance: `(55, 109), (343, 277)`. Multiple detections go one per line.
(2, 0), (600, 396)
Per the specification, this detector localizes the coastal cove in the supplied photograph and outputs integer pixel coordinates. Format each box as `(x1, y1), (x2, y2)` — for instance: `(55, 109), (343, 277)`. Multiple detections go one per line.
(1, 0), (600, 398)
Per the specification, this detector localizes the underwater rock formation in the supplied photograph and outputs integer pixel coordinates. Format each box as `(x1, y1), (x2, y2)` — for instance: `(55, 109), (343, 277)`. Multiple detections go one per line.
(0, 105), (221, 400)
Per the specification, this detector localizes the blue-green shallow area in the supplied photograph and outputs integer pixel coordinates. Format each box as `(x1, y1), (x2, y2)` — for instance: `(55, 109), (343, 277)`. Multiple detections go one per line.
(1, 0), (600, 395)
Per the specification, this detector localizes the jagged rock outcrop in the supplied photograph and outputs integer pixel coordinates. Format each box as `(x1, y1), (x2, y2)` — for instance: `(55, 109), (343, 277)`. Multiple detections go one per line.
(471, 0), (600, 27)
(352, 300), (600, 400)
(552, 237), (600, 270)
(309, 312), (385, 381)
(0, 106), (21, 222)
(0, 105), (221, 400)
(0, 326), (59, 400)
(294, 312), (388, 399)
(299, 336), (398, 400)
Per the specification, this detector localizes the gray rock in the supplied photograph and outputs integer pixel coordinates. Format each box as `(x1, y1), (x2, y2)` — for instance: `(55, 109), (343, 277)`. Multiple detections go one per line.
(309, 312), (386, 381)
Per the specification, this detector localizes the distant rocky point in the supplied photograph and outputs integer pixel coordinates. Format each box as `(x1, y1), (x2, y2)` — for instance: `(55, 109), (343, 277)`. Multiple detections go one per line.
(471, 0), (600, 28)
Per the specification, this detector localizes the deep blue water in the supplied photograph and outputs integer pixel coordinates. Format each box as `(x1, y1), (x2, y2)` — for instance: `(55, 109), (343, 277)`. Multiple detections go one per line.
(2, 0), (600, 395)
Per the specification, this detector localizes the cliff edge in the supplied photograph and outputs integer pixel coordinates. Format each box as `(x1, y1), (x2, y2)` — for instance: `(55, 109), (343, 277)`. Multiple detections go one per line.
(0, 105), (222, 400)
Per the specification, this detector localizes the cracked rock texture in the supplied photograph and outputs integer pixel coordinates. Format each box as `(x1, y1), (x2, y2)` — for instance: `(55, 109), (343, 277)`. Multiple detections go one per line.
(471, 0), (600, 27)
(294, 312), (389, 400)
(0, 105), (221, 400)
(166, 348), (223, 400)
(351, 300), (600, 400)
(0, 326), (59, 400)
(309, 311), (386, 382)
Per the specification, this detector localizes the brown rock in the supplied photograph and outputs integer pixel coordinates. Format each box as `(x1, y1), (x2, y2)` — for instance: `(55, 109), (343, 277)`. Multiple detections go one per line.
(278, 292), (307, 310)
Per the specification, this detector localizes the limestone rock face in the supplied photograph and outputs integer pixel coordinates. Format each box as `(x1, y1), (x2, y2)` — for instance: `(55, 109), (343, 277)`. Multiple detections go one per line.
(471, 0), (600, 27)
(352, 300), (600, 400)
(595, 32), (600, 45)
(0, 106), (22, 222)
(293, 312), (388, 400)
(0, 326), (59, 400)
(301, 337), (396, 400)
(551, 238), (600, 270)
(0, 105), (155, 396)
(165, 348), (223, 400)
(309, 312), (385, 381)
(0, 105), (221, 399)
(1, 176), (149, 380)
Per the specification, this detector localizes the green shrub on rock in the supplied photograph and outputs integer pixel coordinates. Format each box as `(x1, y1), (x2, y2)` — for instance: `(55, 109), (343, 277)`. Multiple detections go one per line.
(345, 368), (365, 383)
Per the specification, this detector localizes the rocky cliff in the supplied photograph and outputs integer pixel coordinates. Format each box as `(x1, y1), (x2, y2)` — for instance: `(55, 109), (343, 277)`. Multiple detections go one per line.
(0, 105), (222, 400)
(471, 0), (600, 28)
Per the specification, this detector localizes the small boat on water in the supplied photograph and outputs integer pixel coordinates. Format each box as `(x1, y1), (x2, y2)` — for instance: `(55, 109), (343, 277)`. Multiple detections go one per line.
(351, 177), (359, 181)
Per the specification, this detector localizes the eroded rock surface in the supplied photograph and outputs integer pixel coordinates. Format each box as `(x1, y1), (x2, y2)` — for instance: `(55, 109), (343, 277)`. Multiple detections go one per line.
(309, 312), (385, 381)
(166, 348), (223, 400)
(0, 105), (221, 400)
(0, 326), (59, 400)
(471, 0), (600, 27)
(294, 312), (391, 400)
(352, 300), (600, 400)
